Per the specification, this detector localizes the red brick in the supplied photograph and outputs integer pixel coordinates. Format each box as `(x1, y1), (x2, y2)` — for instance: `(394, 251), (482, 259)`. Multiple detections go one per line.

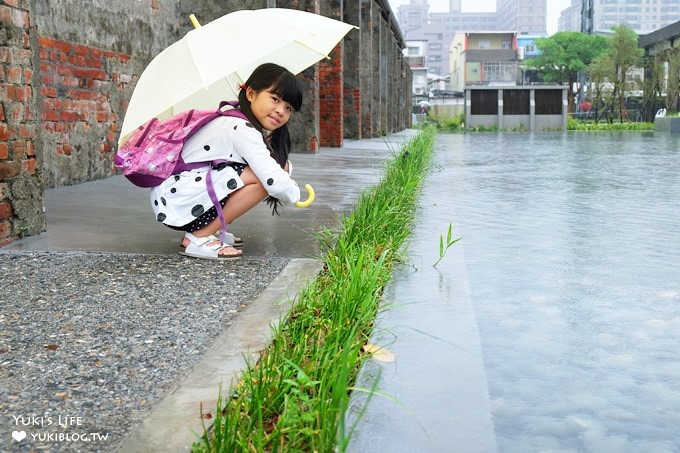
(42, 109), (59, 121)
(12, 85), (31, 101)
(69, 54), (85, 66)
(74, 44), (88, 56)
(60, 111), (77, 122)
(12, 140), (26, 156)
(0, 123), (10, 141)
(41, 86), (58, 97)
(85, 58), (102, 69)
(0, 161), (20, 179)
(22, 158), (36, 175)
(0, 143), (8, 160)
(7, 66), (22, 84)
(0, 201), (13, 219)
(73, 68), (107, 80)
(0, 220), (14, 244)
(18, 126), (31, 139)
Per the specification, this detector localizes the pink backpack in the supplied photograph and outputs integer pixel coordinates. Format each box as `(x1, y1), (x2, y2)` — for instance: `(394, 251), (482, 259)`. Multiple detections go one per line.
(115, 101), (247, 187)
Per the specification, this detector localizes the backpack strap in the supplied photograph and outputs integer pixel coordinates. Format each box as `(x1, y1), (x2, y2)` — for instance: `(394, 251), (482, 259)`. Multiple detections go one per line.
(209, 102), (248, 245)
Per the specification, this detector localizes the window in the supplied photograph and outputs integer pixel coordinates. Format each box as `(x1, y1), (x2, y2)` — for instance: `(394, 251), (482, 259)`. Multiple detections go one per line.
(483, 62), (517, 82)
(478, 40), (491, 49)
(503, 90), (530, 115)
(535, 90), (563, 115)
(471, 90), (498, 115)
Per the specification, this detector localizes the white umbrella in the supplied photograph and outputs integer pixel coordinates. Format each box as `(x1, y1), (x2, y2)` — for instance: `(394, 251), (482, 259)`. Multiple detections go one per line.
(119, 8), (356, 145)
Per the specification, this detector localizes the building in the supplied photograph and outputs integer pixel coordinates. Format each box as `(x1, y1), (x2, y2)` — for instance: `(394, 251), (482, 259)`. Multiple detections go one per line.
(450, 31), (520, 93)
(395, 0), (547, 86)
(404, 40), (430, 99)
(559, 0), (680, 34)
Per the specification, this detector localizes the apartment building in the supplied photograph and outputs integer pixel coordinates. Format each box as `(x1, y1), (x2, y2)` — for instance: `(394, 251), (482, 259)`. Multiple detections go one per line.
(449, 31), (520, 93)
(559, 0), (680, 33)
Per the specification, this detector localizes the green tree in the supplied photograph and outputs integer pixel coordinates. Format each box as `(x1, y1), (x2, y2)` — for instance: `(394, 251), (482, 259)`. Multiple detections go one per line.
(587, 53), (614, 123)
(607, 24), (643, 122)
(532, 32), (609, 112)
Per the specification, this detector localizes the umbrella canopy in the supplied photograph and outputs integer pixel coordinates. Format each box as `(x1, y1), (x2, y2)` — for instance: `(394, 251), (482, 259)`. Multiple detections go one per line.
(119, 8), (355, 145)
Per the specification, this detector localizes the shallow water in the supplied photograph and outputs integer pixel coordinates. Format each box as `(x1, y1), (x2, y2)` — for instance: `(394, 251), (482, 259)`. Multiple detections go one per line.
(436, 132), (680, 453)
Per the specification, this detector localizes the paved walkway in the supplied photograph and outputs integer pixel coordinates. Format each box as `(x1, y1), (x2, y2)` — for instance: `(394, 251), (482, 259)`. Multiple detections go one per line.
(2, 130), (497, 452)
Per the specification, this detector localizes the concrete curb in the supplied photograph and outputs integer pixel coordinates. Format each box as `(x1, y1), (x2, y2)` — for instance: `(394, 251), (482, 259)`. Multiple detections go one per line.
(116, 258), (323, 452)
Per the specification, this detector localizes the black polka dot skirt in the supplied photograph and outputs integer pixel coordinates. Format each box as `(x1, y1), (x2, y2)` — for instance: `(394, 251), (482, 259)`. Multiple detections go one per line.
(169, 162), (246, 233)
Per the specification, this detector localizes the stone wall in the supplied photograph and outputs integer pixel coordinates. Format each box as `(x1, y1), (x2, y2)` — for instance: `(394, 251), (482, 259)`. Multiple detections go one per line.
(0, 0), (411, 246)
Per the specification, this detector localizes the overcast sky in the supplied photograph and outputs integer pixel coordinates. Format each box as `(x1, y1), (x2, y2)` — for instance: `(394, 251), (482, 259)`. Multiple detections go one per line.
(388, 0), (573, 35)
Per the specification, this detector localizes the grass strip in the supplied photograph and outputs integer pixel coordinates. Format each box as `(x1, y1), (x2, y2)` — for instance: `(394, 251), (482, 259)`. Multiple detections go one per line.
(193, 126), (436, 452)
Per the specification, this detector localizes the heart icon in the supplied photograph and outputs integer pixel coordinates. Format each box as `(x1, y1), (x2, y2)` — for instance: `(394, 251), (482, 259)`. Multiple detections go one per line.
(12, 430), (26, 442)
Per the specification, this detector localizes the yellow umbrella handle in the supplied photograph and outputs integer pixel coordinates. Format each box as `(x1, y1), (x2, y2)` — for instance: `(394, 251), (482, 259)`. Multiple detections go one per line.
(189, 14), (201, 29)
(295, 184), (315, 208)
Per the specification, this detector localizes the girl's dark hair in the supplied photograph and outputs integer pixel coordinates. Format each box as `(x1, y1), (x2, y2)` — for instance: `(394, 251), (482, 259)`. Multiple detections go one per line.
(238, 63), (303, 215)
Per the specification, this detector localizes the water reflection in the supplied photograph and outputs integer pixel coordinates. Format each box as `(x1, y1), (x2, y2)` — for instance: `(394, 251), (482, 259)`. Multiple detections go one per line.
(438, 132), (680, 452)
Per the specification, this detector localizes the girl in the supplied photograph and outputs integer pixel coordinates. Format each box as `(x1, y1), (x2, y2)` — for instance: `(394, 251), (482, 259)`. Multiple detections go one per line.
(150, 63), (303, 259)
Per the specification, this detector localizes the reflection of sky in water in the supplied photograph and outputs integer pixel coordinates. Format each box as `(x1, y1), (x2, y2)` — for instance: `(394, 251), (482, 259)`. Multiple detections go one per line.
(436, 132), (680, 452)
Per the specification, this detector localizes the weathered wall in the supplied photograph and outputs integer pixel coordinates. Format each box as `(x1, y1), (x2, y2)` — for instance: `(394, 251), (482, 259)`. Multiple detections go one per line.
(0, 0), (411, 246)
(1, 0), (43, 241)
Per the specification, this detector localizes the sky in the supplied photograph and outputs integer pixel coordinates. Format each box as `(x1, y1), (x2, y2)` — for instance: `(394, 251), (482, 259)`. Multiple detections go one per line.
(388, 0), (573, 35)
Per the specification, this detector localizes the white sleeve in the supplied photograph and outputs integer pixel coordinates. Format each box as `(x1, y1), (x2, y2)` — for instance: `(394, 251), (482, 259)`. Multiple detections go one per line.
(234, 123), (300, 204)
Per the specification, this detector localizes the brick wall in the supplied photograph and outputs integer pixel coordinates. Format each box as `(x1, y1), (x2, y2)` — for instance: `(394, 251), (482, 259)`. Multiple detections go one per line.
(37, 36), (132, 187)
(0, 0), (42, 246)
(319, 43), (344, 147)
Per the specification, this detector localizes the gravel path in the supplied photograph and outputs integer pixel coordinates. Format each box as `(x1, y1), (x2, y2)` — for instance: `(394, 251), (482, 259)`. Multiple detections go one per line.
(0, 251), (289, 452)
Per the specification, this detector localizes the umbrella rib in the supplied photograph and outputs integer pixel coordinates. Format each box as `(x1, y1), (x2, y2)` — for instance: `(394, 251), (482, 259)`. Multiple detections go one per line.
(294, 39), (333, 60)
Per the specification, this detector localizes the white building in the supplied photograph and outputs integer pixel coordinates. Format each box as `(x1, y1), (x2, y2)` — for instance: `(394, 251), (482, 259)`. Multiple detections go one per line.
(403, 40), (429, 98)
(559, 0), (680, 34)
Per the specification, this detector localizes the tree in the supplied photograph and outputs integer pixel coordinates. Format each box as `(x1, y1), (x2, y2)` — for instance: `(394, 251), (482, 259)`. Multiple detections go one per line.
(665, 48), (680, 114)
(607, 25), (643, 122)
(640, 53), (666, 121)
(587, 53), (615, 123)
(532, 32), (609, 112)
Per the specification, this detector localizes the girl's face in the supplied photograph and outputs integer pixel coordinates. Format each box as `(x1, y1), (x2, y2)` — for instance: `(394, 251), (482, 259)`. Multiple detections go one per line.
(246, 86), (294, 131)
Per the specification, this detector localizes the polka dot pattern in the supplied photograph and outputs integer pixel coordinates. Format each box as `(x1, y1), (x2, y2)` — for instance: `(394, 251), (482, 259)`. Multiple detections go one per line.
(159, 162), (247, 233)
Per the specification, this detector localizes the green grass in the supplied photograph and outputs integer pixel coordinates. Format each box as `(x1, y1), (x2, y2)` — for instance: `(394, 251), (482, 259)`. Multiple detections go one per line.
(192, 127), (436, 453)
(426, 113), (655, 133)
(567, 117), (655, 131)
